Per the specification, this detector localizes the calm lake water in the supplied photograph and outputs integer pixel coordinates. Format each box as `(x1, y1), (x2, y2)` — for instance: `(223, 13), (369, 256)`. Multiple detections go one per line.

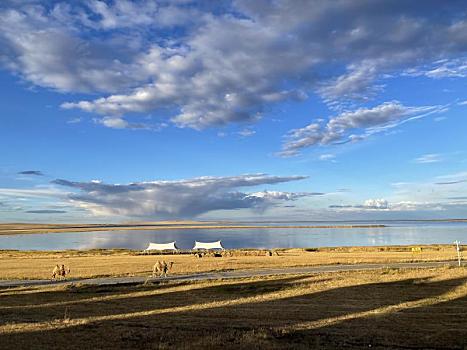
(1, 221), (467, 251)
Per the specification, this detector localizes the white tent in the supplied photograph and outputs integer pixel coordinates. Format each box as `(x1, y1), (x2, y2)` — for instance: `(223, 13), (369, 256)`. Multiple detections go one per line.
(193, 240), (225, 250)
(145, 241), (178, 251)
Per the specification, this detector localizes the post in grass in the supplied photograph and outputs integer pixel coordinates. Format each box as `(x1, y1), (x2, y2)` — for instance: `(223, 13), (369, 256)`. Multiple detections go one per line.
(454, 240), (462, 267)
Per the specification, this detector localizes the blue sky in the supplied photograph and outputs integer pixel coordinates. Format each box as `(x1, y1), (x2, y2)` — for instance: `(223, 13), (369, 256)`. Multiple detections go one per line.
(1, 0), (467, 222)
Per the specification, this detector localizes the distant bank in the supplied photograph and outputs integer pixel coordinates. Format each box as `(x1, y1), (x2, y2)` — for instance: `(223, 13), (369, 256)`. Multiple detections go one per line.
(0, 221), (387, 235)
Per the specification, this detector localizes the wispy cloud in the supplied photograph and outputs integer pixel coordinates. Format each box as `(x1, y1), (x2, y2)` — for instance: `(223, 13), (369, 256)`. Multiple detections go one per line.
(278, 102), (445, 157)
(93, 117), (166, 131)
(434, 171), (467, 185)
(319, 154), (336, 161)
(0, 187), (68, 198)
(237, 129), (256, 137)
(25, 209), (67, 214)
(67, 117), (82, 124)
(17, 170), (43, 176)
(435, 179), (467, 185)
(405, 58), (467, 79)
(414, 154), (442, 164)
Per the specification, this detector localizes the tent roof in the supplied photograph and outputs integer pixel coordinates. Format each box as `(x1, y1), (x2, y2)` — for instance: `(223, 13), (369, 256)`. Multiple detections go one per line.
(145, 241), (178, 250)
(193, 240), (224, 250)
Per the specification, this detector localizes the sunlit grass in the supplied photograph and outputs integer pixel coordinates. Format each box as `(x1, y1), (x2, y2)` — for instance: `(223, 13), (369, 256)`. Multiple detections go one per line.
(0, 267), (465, 349)
(0, 245), (460, 280)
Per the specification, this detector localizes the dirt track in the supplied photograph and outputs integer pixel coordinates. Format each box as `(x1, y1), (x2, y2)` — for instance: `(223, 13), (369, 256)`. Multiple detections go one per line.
(0, 261), (460, 289)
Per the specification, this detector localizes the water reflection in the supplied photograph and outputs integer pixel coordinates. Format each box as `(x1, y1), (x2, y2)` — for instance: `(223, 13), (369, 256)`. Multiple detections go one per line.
(0, 221), (467, 250)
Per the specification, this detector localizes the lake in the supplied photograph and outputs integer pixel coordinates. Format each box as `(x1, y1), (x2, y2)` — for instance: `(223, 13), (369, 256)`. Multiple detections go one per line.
(0, 221), (466, 251)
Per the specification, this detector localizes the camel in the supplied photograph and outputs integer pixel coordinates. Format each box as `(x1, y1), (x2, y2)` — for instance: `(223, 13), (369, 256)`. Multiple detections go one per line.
(52, 265), (60, 280)
(152, 261), (174, 278)
(52, 264), (70, 280)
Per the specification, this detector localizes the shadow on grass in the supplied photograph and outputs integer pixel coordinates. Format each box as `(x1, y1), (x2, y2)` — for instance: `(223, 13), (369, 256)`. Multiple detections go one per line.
(0, 276), (310, 325)
(0, 273), (465, 349)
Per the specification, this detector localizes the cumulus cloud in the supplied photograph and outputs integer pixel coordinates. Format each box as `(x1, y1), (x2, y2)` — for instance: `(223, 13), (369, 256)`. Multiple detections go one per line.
(329, 199), (459, 212)
(279, 102), (444, 156)
(18, 170), (43, 176)
(363, 199), (389, 209)
(51, 174), (312, 218)
(330, 198), (389, 210)
(99, 117), (129, 129)
(1, 1), (467, 130)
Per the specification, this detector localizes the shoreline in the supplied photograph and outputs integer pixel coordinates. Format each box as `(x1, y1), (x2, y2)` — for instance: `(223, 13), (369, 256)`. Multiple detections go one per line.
(1, 218), (466, 236)
(0, 223), (386, 235)
(0, 243), (461, 253)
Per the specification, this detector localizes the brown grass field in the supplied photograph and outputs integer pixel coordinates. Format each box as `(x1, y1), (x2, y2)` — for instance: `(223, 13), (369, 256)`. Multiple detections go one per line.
(0, 245), (463, 280)
(0, 267), (465, 349)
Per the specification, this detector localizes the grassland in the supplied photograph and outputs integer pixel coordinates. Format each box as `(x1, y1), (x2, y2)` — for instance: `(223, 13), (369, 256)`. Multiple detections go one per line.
(0, 266), (465, 349)
(0, 245), (462, 280)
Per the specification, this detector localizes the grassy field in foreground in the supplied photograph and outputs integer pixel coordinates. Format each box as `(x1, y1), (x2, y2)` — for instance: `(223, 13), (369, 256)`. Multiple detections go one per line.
(0, 245), (463, 280)
(0, 267), (465, 349)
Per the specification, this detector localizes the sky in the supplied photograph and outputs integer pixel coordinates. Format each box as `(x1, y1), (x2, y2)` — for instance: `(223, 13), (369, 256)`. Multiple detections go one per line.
(1, 0), (467, 223)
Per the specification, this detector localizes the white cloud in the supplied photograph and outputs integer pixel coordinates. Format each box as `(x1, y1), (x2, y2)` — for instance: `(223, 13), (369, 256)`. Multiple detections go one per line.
(93, 116), (166, 131)
(99, 116), (129, 129)
(330, 198), (389, 210)
(237, 129), (256, 137)
(414, 153), (442, 164)
(328, 198), (459, 212)
(279, 102), (445, 156)
(67, 117), (82, 124)
(0, 187), (68, 199)
(405, 58), (467, 79)
(51, 174), (313, 218)
(1, 1), (467, 130)
(319, 62), (384, 108)
(319, 154), (336, 161)
(363, 198), (389, 209)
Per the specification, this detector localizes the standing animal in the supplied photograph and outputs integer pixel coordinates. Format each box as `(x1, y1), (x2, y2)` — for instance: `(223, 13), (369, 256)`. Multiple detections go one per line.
(152, 261), (174, 277)
(60, 264), (70, 279)
(52, 265), (60, 280)
(52, 264), (70, 280)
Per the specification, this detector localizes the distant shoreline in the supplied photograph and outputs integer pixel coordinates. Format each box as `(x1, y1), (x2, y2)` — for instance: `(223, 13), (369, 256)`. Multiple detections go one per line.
(0, 223), (387, 235)
(1, 218), (467, 235)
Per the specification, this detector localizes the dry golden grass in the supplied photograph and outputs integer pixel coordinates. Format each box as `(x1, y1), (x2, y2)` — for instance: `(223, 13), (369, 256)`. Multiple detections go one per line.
(0, 245), (462, 280)
(0, 267), (465, 349)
